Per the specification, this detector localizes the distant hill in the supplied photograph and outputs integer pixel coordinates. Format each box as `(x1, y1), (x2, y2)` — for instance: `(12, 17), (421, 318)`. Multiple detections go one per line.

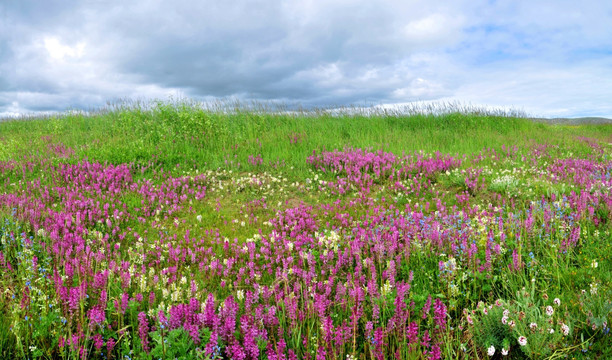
(529, 117), (612, 125)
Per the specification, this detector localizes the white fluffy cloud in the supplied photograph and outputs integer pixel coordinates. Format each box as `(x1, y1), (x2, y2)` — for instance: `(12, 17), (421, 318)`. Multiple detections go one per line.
(1, 0), (611, 117)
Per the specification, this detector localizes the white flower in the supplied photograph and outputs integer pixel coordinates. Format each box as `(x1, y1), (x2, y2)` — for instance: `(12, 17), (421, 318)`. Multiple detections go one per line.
(487, 345), (495, 356)
(530, 322), (538, 330)
(501, 348), (509, 356)
(561, 323), (570, 336)
(518, 336), (527, 346)
(503, 309), (509, 317)
(549, 328), (554, 334)
(591, 259), (598, 268)
(508, 320), (516, 328)
(196, 215), (202, 222)
(380, 280), (393, 296)
(553, 298), (561, 306)
(501, 315), (508, 325)
(546, 305), (554, 316)
(236, 290), (245, 301)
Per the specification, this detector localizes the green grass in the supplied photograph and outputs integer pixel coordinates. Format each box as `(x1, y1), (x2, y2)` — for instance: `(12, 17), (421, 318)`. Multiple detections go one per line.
(2, 100), (609, 178)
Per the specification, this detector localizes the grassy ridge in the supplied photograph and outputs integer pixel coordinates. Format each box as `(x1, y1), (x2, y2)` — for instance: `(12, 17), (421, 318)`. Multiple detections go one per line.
(2, 101), (609, 175)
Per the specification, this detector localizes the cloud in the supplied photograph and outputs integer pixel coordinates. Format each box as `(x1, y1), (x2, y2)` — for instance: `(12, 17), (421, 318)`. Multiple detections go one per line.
(1, 0), (612, 118)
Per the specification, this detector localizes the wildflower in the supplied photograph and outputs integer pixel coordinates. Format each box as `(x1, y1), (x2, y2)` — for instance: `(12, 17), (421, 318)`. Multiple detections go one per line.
(138, 312), (150, 353)
(503, 309), (509, 317)
(501, 315), (508, 325)
(561, 323), (570, 336)
(591, 259), (598, 268)
(508, 320), (516, 328)
(487, 345), (495, 356)
(553, 298), (561, 306)
(590, 283), (598, 295)
(433, 299), (447, 330)
(545, 306), (554, 316)
(530, 322), (537, 330)
(422, 296), (432, 319)
(518, 336), (527, 346)
(380, 280), (393, 297)
(501, 348), (509, 356)
(196, 215), (202, 222)
(549, 328), (554, 334)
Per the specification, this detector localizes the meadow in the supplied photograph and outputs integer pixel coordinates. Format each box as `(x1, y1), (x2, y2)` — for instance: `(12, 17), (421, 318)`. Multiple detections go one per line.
(0, 100), (610, 359)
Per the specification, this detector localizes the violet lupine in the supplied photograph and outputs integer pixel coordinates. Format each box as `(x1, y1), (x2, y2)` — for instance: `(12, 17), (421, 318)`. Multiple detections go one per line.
(373, 327), (385, 360)
(121, 292), (129, 314)
(407, 321), (419, 345)
(429, 343), (442, 360)
(88, 305), (106, 327)
(422, 295), (432, 319)
(204, 331), (220, 358)
(240, 315), (260, 359)
(138, 312), (150, 353)
(92, 333), (104, 352)
(433, 298), (447, 331)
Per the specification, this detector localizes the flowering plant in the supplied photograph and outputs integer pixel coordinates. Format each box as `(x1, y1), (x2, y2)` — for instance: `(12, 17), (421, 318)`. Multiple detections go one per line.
(468, 290), (573, 358)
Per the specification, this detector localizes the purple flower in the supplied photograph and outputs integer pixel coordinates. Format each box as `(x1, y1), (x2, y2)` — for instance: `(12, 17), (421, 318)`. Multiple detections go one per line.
(433, 299), (447, 331)
(422, 295), (432, 319)
(407, 321), (419, 345)
(429, 343), (442, 360)
(137, 312), (150, 353)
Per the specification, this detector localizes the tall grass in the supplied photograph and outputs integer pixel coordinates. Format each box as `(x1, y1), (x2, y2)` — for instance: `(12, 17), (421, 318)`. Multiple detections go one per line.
(1, 99), (609, 176)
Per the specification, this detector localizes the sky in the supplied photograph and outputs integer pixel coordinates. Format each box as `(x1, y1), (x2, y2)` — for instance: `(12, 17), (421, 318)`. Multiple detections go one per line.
(1, 0), (612, 118)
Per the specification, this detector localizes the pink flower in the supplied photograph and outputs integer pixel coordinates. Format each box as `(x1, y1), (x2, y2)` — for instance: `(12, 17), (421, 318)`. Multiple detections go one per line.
(518, 336), (527, 346)
(138, 312), (150, 353)
(545, 305), (554, 316)
(561, 323), (570, 336)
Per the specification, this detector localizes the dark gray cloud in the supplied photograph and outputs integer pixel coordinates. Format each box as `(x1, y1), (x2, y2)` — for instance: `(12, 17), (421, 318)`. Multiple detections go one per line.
(1, 0), (612, 117)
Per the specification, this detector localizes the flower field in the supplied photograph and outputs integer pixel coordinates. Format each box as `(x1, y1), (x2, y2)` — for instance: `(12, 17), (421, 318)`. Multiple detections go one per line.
(0, 103), (611, 359)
